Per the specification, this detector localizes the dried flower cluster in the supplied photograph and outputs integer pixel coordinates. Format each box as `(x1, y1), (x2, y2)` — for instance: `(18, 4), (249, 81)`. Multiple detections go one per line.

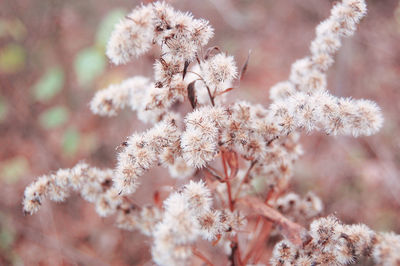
(269, 0), (382, 137)
(23, 163), (120, 216)
(152, 180), (245, 265)
(274, 192), (323, 224)
(271, 215), (400, 266)
(23, 1), (398, 265)
(23, 162), (162, 234)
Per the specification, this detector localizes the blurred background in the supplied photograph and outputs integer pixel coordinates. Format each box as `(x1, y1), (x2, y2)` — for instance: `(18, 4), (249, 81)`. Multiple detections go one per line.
(0, 0), (399, 264)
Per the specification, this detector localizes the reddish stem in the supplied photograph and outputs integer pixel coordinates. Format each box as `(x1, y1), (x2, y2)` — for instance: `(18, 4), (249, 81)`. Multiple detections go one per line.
(234, 160), (257, 200)
(241, 187), (299, 264)
(220, 150), (243, 265)
(253, 221), (273, 263)
(242, 218), (265, 264)
(221, 152), (234, 211)
(233, 235), (243, 266)
(192, 248), (214, 266)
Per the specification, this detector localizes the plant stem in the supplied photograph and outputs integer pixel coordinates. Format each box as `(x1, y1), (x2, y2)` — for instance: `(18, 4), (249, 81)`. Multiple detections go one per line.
(233, 160), (257, 200)
(221, 152), (234, 211)
(192, 248), (214, 266)
(186, 70), (215, 106)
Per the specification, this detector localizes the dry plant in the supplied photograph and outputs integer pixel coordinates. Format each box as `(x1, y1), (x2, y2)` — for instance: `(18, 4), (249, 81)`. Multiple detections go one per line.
(22, 1), (400, 265)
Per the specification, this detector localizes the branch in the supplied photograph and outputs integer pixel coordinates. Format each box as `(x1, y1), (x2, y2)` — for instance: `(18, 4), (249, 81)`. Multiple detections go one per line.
(234, 160), (257, 199)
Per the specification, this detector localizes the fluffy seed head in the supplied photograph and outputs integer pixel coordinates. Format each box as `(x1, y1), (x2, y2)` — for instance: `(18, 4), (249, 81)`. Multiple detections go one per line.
(106, 5), (154, 64)
(181, 127), (218, 168)
(202, 53), (238, 93)
(182, 180), (212, 214)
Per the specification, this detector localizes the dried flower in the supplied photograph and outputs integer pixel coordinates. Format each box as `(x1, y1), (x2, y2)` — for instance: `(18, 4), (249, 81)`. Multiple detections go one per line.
(106, 5), (154, 64)
(22, 1), (394, 265)
(373, 232), (400, 266)
(201, 53), (238, 94)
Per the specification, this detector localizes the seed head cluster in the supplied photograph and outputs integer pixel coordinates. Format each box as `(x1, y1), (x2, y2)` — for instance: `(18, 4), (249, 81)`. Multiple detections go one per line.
(22, 1), (397, 265)
(152, 180), (245, 266)
(271, 215), (400, 266)
(23, 163), (120, 216)
(274, 192), (323, 224)
(269, 0), (382, 137)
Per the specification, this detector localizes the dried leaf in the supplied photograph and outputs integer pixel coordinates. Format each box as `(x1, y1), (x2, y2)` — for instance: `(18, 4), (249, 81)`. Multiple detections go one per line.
(224, 150), (239, 179)
(204, 46), (221, 60)
(239, 196), (306, 246)
(216, 87), (234, 96)
(159, 57), (168, 68)
(205, 166), (223, 182)
(212, 234), (222, 246)
(187, 80), (197, 109)
(154, 190), (161, 206)
(183, 60), (190, 79)
(240, 49), (251, 81)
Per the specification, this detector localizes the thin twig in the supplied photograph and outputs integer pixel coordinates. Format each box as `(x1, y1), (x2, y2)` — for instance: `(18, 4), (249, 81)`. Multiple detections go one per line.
(192, 247), (214, 266)
(234, 160), (257, 200)
(229, 241), (238, 266)
(186, 70), (215, 106)
(206, 84), (216, 106)
(234, 234), (243, 266)
(204, 166), (224, 181)
(242, 220), (272, 264)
